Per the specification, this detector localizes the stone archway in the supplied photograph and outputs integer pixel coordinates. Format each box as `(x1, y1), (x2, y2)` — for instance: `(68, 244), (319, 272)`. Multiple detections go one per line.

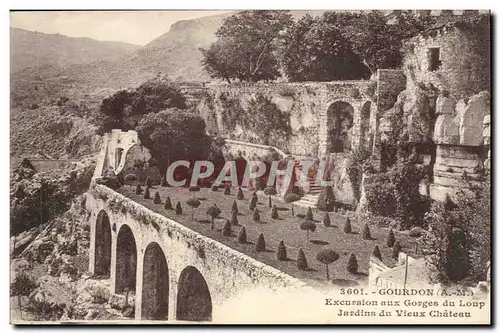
(359, 101), (372, 152)
(326, 101), (355, 153)
(94, 210), (112, 277)
(141, 242), (169, 320)
(176, 266), (212, 321)
(115, 224), (137, 294)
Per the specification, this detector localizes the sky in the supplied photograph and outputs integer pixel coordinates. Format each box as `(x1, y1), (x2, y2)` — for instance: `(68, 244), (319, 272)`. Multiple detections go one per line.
(10, 11), (231, 46)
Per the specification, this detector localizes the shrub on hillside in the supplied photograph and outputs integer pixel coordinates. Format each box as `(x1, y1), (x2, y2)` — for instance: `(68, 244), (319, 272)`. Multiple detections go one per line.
(300, 220), (316, 240)
(409, 226), (424, 238)
(277, 240), (287, 261)
(237, 187), (244, 200)
(255, 233), (266, 251)
(143, 186), (151, 199)
(224, 185), (231, 195)
(386, 228), (396, 247)
(323, 213), (331, 227)
(392, 241), (402, 259)
(145, 177), (152, 188)
(252, 209), (260, 223)
(271, 205), (279, 219)
(297, 248), (308, 270)
(222, 219), (232, 236)
(231, 200), (238, 214)
(135, 184), (142, 195)
(306, 207), (314, 220)
(372, 245), (382, 261)
(347, 253), (359, 274)
(361, 223), (372, 240)
(231, 210), (239, 225)
(316, 249), (339, 280)
(249, 196), (257, 211)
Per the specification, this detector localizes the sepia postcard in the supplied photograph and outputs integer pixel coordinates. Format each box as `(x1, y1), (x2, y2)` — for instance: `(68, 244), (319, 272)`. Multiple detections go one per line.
(9, 9), (491, 324)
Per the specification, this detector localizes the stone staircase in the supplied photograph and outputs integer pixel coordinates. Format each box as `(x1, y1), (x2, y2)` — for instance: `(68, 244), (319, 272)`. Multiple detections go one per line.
(290, 156), (322, 209)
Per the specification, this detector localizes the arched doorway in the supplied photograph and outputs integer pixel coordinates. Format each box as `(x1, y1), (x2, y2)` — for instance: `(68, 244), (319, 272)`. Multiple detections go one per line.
(359, 101), (372, 152)
(115, 225), (137, 294)
(141, 242), (169, 320)
(327, 101), (354, 153)
(94, 210), (112, 277)
(176, 266), (212, 321)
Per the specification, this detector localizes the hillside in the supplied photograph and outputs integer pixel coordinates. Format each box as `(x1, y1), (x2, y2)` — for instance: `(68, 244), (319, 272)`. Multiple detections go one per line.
(10, 27), (140, 74)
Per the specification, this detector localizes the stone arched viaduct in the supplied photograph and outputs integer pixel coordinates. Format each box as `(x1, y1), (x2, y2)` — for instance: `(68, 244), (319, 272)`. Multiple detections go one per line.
(87, 184), (304, 322)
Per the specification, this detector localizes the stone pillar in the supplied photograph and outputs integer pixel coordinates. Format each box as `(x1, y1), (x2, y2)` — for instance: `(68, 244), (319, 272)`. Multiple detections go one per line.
(109, 226), (118, 294)
(88, 212), (96, 275)
(134, 246), (145, 320)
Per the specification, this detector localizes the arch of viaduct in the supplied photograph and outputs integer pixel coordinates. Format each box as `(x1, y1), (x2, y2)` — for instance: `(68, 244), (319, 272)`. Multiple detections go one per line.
(87, 184), (305, 322)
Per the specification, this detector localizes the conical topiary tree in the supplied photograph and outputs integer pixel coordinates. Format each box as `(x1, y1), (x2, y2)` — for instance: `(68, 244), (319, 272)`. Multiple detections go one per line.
(249, 196), (257, 211)
(153, 191), (161, 204)
(164, 196), (173, 210)
(372, 245), (382, 261)
(135, 184), (142, 195)
(323, 213), (331, 227)
(386, 228), (396, 247)
(361, 223), (372, 240)
(264, 186), (277, 208)
(175, 202), (183, 215)
(231, 209), (239, 226)
(231, 200), (238, 214)
(347, 253), (358, 274)
(316, 249), (340, 280)
(224, 185), (231, 195)
(392, 241), (402, 259)
(237, 226), (247, 244)
(276, 240), (287, 261)
(297, 248), (308, 270)
(306, 207), (314, 220)
(252, 209), (260, 223)
(343, 217), (352, 234)
(145, 177), (152, 188)
(143, 185), (151, 199)
(237, 187), (244, 200)
(255, 233), (266, 251)
(300, 220), (316, 241)
(186, 198), (201, 221)
(317, 185), (335, 212)
(222, 219), (232, 236)
(271, 205), (279, 219)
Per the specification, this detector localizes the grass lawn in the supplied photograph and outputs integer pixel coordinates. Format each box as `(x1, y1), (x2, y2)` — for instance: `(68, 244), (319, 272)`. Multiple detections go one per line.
(117, 185), (418, 287)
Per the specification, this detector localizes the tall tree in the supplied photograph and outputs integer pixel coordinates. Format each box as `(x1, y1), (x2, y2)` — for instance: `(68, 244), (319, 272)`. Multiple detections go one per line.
(201, 10), (293, 82)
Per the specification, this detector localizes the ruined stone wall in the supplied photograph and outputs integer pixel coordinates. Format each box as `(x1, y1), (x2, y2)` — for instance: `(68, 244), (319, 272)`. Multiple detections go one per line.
(86, 184), (305, 321)
(194, 82), (374, 157)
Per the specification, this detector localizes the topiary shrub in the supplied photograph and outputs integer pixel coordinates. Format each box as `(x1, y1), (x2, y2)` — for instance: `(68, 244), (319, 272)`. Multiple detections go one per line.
(186, 198), (201, 221)
(252, 209), (260, 223)
(207, 204), (221, 231)
(316, 249), (340, 280)
(224, 185), (231, 195)
(343, 217), (352, 234)
(255, 233), (266, 251)
(271, 205), (279, 219)
(153, 191), (161, 204)
(264, 186), (277, 208)
(189, 185), (201, 198)
(284, 193), (301, 203)
(306, 207), (314, 220)
(211, 185), (218, 192)
(231, 209), (239, 225)
(323, 213), (331, 227)
(135, 184), (142, 195)
(386, 228), (396, 247)
(372, 245), (382, 261)
(143, 186), (151, 199)
(361, 223), (372, 240)
(249, 196), (257, 211)
(175, 202), (183, 215)
(300, 220), (316, 240)
(317, 186), (335, 212)
(145, 177), (152, 188)
(347, 253), (359, 274)
(276, 240), (287, 261)
(222, 219), (232, 236)
(297, 248), (308, 270)
(164, 196), (173, 210)
(237, 226), (247, 244)
(231, 200), (238, 214)
(392, 241), (402, 259)
(237, 187), (244, 200)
